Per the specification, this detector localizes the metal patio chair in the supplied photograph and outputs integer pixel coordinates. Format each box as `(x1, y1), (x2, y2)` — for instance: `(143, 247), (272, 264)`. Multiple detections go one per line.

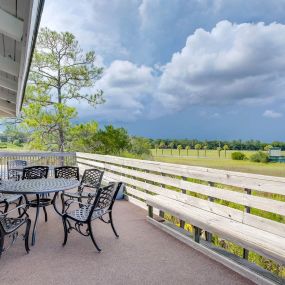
(0, 197), (31, 257)
(58, 168), (104, 203)
(0, 178), (23, 213)
(62, 182), (122, 252)
(54, 166), (79, 181)
(7, 160), (27, 181)
(22, 166), (50, 222)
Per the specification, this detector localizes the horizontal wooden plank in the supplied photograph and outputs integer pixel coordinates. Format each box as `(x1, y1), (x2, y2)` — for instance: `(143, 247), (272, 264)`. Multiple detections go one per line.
(76, 152), (285, 195)
(126, 186), (153, 201)
(243, 213), (285, 238)
(147, 195), (285, 265)
(79, 162), (285, 238)
(0, 152), (76, 157)
(77, 158), (285, 216)
(78, 162), (285, 236)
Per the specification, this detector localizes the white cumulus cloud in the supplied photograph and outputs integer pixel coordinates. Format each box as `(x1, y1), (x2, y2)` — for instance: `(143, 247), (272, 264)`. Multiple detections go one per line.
(78, 21), (285, 122)
(158, 21), (285, 112)
(77, 60), (157, 122)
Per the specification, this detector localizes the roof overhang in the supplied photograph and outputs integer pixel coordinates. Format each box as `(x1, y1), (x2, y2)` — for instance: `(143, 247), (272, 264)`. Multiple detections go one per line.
(0, 0), (45, 117)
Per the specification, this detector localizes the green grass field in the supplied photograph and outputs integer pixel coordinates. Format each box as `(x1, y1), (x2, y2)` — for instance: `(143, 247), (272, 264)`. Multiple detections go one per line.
(151, 149), (285, 177)
(0, 143), (29, 151)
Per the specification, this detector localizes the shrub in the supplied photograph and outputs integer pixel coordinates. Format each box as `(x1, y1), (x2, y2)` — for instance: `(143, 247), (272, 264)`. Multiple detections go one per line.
(250, 151), (269, 163)
(13, 139), (23, 147)
(129, 137), (151, 156)
(231, 152), (246, 160)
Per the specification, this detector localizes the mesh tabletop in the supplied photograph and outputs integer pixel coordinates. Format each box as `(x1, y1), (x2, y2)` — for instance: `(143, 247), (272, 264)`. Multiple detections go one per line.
(0, 178), (79, 195)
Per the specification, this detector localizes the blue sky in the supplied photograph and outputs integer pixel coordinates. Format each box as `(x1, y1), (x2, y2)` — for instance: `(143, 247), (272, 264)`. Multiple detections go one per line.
(41, 0), (285, 141)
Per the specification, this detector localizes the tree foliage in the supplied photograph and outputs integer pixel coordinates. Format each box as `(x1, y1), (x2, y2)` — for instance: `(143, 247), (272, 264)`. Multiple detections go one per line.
(93, 125), (130, 155)
(177, 144), (182, 156)
(3, 124), (28, 144)
(149, 139), (285, 151)
(22, 28), (104, 151)
(217, 146), (222, 158)
(231, 152), (246, 160)
(169, 142), (175, 155)
(129, 137), (151, 156)
(185, 145), (190, 156)
(195, 143), (201, 157)
(264, 145), (273, 151)
(67, 121), (98, 152)
(250, 151), (269, 163)
(223, 144), (229, 157)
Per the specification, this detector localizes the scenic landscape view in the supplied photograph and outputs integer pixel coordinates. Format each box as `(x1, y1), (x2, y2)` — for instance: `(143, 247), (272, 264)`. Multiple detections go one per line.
(0, 1), (284, 285)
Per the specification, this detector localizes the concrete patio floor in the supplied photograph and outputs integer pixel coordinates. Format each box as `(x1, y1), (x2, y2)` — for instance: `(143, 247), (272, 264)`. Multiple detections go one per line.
(0, 200), (254, 285)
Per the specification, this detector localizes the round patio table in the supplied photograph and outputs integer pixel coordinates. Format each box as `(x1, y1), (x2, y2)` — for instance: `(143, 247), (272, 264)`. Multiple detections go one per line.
(0, 178), (79, 245)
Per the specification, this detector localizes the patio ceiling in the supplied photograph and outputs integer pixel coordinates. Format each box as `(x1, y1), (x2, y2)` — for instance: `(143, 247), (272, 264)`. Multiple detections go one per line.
(0, 0), (44, 117)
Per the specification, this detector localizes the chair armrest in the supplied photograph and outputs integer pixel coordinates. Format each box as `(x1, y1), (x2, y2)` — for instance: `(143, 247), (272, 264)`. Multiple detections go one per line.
(65, 199), (90, 208)
(63, 198), (90, 214)
(0, 203), (28, 218)
(79, 185), (99, 193)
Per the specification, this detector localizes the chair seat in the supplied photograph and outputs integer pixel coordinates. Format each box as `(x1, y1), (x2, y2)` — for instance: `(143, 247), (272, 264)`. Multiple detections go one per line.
(64, 190), (97, 199)
(0, 217), (26, 233)
(0, 194), (22, 204)
(67, 206), (108, 222)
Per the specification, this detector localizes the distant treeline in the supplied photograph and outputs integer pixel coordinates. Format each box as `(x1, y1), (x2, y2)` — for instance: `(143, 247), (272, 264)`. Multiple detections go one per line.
(149, 139), (285, 151)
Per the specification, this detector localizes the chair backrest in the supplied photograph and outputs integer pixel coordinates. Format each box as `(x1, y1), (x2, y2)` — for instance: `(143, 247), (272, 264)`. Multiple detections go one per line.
(22, 166), (49, 180)
(7, 160), (27, 169)
(89, 182), (122, 219)
(54, 166), (79, 180)
(80, 168), (104, 190)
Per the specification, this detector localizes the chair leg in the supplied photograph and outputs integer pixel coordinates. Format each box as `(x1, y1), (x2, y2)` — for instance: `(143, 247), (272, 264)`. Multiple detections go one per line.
(62, 217), (68, 246)
(31, 197), (40, 246)
(109, 212), (119, 238)
(88, 222), (101, 252)
(25, 219), (31, 253)
(61, 192), (65, 214)
(0, 233), (4, 258)
(43, 206), (48, 222)
(78, 197), (83, 208)
(17, 196), (23, 216)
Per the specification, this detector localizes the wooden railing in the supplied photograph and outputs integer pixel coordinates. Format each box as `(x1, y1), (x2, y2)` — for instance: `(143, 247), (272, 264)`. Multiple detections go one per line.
(76, 152), (285, 278)
(0, 151), (76, 179)
(76, 152), (285, 210)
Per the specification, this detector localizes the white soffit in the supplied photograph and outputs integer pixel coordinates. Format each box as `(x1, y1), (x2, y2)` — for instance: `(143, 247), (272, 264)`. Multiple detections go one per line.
(0, 0), (45, 117)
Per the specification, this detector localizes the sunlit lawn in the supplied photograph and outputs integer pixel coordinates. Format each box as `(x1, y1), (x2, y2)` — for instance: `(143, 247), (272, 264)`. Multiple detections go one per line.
(0, 143), (30, 151)
(151, 149), (285, 177)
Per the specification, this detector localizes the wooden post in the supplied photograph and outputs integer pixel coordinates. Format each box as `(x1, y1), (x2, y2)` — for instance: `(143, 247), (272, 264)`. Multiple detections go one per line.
(206, 181), (215, 242)
(193, 226), (201, 243)
(179, 177), (187, 228)
(243, 188), (251, 259)
(180, 220), (185, 229)
(148, 205), (153, 218)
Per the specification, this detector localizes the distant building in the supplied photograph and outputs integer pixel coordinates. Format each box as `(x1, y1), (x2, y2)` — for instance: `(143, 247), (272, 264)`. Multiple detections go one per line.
(268, 147), (285, 162)
(269, 148), (281, 157)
